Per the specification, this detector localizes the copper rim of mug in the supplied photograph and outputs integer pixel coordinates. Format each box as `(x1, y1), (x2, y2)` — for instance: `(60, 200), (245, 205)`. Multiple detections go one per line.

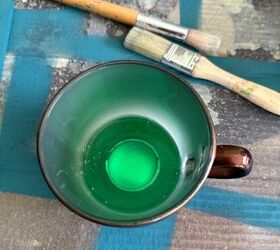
(37, 60), (217, 227)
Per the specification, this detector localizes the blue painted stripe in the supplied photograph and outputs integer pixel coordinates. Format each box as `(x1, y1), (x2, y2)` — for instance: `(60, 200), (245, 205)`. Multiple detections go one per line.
(8, 8), (137, 61)
(95, 185), (280, 250)
(209, 56), (280, 91)
(0, 0), (14, 78)
(96, 216), (177, 250)
(180, 0), (201, 28)
(188, 186), (280, 230)
(0, 56), (54, 198)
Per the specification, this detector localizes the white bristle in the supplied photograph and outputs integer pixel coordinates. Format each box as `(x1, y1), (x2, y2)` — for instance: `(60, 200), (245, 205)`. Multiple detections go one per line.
(124, 27), (172, 62)
(186, 29), (222, 54)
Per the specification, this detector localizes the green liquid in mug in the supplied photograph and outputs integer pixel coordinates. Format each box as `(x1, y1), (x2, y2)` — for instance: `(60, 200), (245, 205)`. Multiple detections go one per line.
(106, 139), (160, 192)
(39, 62), (213, 224)
(83, 116), (181, 213)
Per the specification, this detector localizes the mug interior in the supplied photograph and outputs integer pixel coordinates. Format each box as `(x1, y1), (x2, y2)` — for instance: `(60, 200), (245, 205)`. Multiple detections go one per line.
(38, 61), (215, 226)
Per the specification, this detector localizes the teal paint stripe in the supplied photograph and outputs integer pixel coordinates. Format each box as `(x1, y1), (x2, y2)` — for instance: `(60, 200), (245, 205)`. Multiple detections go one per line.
(209, 57), (280, 91)
(180, 0), (201, 28)
(0, 0), (14, 78)
(0, 56), (54, 198)
(96, 216), (177, 250)
(8, 9), (136, 61)
(179, 56), (280, 91)
(188, 186), (280, 230)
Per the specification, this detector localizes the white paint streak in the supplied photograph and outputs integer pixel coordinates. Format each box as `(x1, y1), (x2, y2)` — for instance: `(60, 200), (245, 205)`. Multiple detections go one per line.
(86, 14), (108, 36)
(201, 0), (236, 56)
(138, 0), (157, 10)
(114, 29), (125, 37)
(193, 85), (220, 125)
(29, 239), (41, 247)
(232, 2), (280, 59)
(274, 51), (280, 60)
(1, 53), (15, 83)
(47, 57), (70, 68)
(167, 1), (180, 24)
(200, 0), (280, 59)
(219, 0), (248, 14)
(0, 53), (15, 130)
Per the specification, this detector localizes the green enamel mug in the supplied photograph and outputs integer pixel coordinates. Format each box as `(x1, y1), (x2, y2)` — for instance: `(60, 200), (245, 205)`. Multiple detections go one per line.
(37, 61), (252, 226)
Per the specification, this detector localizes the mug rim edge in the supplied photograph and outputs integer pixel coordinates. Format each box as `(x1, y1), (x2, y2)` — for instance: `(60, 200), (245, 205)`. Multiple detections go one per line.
(36, 60), (217, 227)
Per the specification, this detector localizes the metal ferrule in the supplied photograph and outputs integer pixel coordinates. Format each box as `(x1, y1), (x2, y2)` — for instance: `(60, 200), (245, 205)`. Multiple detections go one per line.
(136, 14), (189, 41)
(162, 44), (200, 75)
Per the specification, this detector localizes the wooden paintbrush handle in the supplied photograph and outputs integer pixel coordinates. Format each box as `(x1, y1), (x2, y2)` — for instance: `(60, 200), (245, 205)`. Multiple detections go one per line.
(193, 57), (280, 115)
(53, 0), (139, 25)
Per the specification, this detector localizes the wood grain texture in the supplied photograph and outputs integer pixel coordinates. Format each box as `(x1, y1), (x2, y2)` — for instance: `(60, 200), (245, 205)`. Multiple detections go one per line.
(1, 0), (279, 249)
(0, 193), (98, 249)
(206, 87), (280, 199)
(171, 208), (280, 250)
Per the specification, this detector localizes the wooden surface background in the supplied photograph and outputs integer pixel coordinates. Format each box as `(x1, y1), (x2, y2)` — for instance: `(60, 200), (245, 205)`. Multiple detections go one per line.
(0, 0), (279, 249)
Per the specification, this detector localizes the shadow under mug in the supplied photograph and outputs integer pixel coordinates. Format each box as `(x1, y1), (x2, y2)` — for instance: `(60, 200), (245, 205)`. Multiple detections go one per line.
(37, 61), (252, 227)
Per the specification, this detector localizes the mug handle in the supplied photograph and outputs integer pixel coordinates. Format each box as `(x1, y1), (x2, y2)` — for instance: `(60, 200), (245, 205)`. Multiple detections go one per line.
(208, 145), (253, 179)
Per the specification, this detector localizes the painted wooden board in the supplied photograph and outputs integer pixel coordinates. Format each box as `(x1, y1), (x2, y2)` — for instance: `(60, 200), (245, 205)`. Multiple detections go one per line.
(0, 0), (279, 249)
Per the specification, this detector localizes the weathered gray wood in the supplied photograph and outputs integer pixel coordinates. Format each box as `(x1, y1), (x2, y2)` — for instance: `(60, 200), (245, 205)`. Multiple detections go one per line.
(0, 193), (98, 249)
(172, 208), (280, 250)
(1, 0), (280, 249)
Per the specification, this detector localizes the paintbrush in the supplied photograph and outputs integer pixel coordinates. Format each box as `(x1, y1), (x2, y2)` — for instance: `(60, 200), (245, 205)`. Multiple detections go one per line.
(124, 27), (280, 115)
(52, 0), (221, 55)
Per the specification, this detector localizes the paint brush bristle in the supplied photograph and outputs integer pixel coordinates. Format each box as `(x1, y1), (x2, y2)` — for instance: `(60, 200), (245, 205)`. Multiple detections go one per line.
(186, 29), (222, 54)
(124, 27), (172, 62)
